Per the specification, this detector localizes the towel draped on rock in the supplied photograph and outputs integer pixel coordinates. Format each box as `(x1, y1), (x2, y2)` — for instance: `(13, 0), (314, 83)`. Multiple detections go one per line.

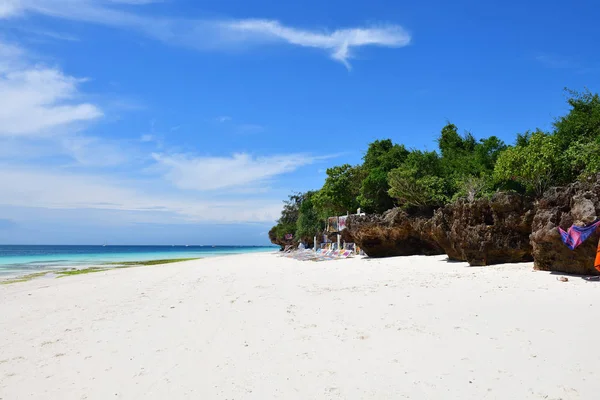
(558, 220), (600, 250)
(558, 220), (600, 273)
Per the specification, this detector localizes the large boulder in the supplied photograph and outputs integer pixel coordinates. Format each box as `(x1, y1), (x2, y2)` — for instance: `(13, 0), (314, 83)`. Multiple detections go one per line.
(345, 208), (444, 258)
(531, 175), (600, 275)
(429, 192), (534, 266)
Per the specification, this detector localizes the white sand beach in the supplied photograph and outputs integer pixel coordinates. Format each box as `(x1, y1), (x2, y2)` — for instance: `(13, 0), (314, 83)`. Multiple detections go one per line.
(1, 252), (599, 399)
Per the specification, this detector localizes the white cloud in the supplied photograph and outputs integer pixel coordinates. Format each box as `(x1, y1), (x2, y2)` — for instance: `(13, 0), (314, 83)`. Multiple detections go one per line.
(216, 116), (231, 123)
(223, 19), (411, 68)
(0, 165), (284, 223)
(0, 40), (102, 136)
(60, 136), (130, 167)
(5, 0), (411, 67)
(152, 152), (319, 191)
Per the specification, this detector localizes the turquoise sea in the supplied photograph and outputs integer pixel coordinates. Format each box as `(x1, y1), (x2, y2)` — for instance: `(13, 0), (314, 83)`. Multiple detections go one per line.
(0, 245), (276, 277)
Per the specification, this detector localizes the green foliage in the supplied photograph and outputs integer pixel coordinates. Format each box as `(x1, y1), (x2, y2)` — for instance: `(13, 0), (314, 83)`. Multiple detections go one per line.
(474, 136), (507, 173)
(358, 167), (394, 213)
(358, 139), (410, 213)
(388, 150), (450, 208)
(388, 168), (451, 208)
(565, 136), (600, 180)
(388, 124), (504, 207)
(554, 89), (600, 150)
(268, 192), (310, 244)
(295, 192), (325, 243)
(402, 150), (443, 176)
(452, 175), (493, 202)
(437, 123), (506, 181)
(493, 130), (564, 196)
(313, 164), (363, 216)
(279, 192), (306, 225)
(269, 221), (296, 243)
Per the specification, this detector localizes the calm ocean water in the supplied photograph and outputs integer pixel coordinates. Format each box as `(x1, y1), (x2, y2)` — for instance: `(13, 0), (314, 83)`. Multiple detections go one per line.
(0, 245), (276, 276)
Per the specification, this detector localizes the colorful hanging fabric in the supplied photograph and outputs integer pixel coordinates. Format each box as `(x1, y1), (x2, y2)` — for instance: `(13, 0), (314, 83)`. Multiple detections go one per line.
(327, 217), (339, 232)
(558, 220), (600, 250)
(338, 216), (347, 231)
(595, 238), (600, 273)
(284, 233), (293, 240)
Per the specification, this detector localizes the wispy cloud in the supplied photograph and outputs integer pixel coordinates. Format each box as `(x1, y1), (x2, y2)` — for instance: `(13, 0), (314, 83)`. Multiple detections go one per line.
(0, 165), (285, 223)
(152, 152), (323, 191)
(59, 136), (131, 167)
(4, 0), (411, 67)
(0, 39), (102, 136)
(223, 19), (411, 69)
(0, 68), (102, 136)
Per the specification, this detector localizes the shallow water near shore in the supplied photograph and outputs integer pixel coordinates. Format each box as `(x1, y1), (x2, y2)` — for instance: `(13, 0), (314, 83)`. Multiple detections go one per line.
(0, 245), (276, 276)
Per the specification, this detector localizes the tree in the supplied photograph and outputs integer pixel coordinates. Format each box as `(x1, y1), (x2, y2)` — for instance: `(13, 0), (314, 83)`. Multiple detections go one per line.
(566, 136), (600, 180)
(388, 150), (450, 209)
(552, 89), (600, 180)
(358, 139), (410, 213)
(295, 192), (324, 244)
(388, 169), (450, 209)
(313, 164), (363, 216)
(493, 130), (564, 196)
(474, 136), (507, 173)
(554, 89), (600, 150)
(452, 175), (491, 202)
(269, 192), (311, 244)
(279, 192), (306, 225)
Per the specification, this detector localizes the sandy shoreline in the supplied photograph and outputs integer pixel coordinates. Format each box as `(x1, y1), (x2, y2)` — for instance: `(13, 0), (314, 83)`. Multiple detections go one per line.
(1, 252), (599, 399)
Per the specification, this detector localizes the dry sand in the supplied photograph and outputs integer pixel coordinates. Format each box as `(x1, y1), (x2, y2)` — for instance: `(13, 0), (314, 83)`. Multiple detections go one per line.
(1, 252), (599, 399)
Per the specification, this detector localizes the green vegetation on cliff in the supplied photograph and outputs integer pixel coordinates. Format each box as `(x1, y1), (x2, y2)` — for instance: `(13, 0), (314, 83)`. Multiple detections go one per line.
(269, 89), (600, 246)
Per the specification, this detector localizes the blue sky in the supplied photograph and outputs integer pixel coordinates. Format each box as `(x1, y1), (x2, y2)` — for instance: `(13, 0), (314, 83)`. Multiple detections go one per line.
(0, 0), (598, 245)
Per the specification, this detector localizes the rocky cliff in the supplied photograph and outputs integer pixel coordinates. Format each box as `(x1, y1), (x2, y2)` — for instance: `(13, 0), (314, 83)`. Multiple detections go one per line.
(429, 193), (535, 266)
(345, 208), (444, 258)
(531, 175), (600, 275)
(272, 177), (600, 273)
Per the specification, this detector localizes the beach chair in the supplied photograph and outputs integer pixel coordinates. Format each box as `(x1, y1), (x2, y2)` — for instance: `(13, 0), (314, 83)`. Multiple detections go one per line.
(341, 250), (352, 258)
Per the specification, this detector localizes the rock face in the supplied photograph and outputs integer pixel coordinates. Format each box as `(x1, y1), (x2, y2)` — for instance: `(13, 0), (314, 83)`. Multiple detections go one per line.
(346, 208), (444, 258)
(531, 175), (600, 275)
(429, 193), (535, 266)
(268, 228), (295, 251)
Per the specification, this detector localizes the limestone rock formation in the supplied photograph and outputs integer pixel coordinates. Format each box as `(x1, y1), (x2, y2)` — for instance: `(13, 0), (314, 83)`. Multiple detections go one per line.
(268, 228), (295, 250)
(345, 209), (444, 258)
(429, 193), (534, 266)
(531, 175), (600, 275)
